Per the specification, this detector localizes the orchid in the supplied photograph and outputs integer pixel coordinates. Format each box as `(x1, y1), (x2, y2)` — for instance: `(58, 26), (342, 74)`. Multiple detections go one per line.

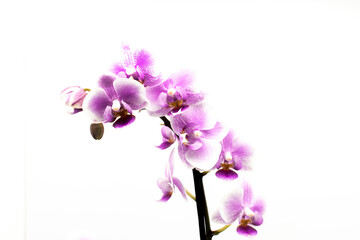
(157, 149), (186, 202)
(82, 74), (148, 128)
(111, 45), (159, 87)
(215, 129), (251, 180)
(61, 45), (265, 240)
(170, 104), (224, 170)
(60, 86), (88, 114)
(146, 72), (204, 116)
(157, 126), (176, 150)
(212, 182), (265, 237)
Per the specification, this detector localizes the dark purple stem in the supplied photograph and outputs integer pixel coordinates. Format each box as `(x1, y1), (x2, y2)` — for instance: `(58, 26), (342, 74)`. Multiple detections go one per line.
(193, 168), (213, 240)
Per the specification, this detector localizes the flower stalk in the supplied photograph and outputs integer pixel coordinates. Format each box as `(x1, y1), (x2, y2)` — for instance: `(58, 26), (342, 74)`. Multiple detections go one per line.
(193, 168), (213, 240)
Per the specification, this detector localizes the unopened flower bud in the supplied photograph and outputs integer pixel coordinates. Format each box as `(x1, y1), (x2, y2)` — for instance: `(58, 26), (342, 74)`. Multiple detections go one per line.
(60, 86), (88, 113)
(90, 123), (104, 140)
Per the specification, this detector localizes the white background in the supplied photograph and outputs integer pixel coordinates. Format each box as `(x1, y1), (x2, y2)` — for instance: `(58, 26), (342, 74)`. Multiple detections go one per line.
(2, 0), (360, 239)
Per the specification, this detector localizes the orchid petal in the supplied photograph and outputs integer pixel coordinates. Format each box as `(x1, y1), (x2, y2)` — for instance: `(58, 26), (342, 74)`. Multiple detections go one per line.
(215, 169), (238, 181)
(170, 103), (213, 134)
(113, 78), (148, 110)
(98, 75), (118, 101)
(112, 115), (135, 128)
(157, 141), (174, 150)
(251, 212), (264, 226)
(157, 179), (173, 202)
(82, 88), (111, 122)
(165, 148), (175, 179)
(120, 100), (133, 114)
(145, 82), (167, 105)
(251, 199), (266, 215)
(219, 190), (243, 224)
(185, 138), (221, 170)
(236, 225), (257, 236)
(221, 130), (235, 152)
(103, 106), (116, 123)
(185, 92), (204, 105)
(242, 181), (253, 207)
(161, 126), (176, 142)
(186, 141), (203, 151)
(173, 177), (186, 199)
(211, 209), (227, 224)
(200, 121), (225, 140)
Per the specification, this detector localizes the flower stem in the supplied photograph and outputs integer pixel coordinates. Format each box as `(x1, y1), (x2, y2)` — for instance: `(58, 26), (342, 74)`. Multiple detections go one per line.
(193, 168), (213, 240)
(185, 189), (196, 201)
(212, 224), (232, 235)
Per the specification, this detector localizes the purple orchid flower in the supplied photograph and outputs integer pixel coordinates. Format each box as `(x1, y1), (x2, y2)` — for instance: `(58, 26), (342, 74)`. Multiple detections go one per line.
(145, 72), (204, 117)
(111, 45), (159, 87)
(157, 126), (176, 150)
(169, 104), (224, 170)
(60, 86), (88, 114)
(212, 181), (265, 237)
(214, 129), (251, 180)
(157, 148), (187, 202)
(82, 74), (148, 128)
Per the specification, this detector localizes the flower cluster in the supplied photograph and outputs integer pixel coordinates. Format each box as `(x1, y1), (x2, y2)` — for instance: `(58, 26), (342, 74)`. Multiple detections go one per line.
(61, 45), (264, 238)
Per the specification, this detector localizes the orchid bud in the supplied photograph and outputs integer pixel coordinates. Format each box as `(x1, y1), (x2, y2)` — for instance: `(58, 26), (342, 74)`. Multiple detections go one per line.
(90, 123), (104, 140)
(60, 86), (88, 113)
